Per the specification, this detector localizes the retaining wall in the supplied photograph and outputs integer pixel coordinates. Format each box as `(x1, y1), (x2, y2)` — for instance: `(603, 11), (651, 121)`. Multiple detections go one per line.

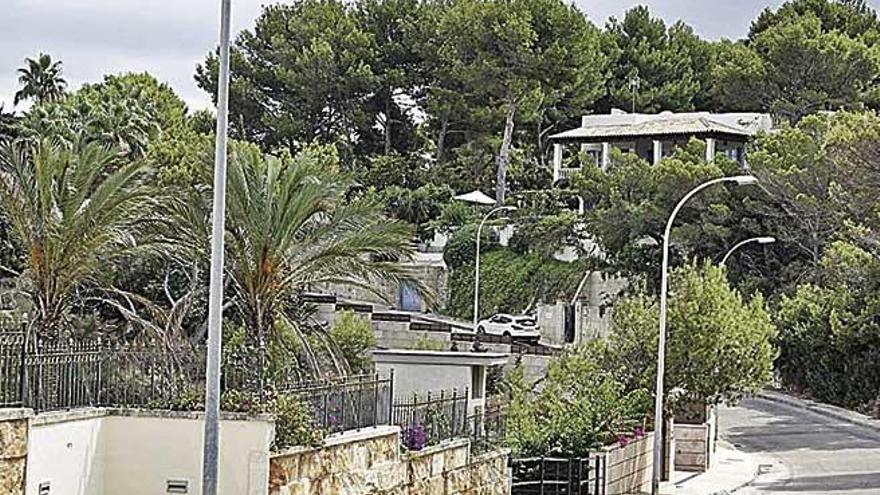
(269, 426), (510, 495)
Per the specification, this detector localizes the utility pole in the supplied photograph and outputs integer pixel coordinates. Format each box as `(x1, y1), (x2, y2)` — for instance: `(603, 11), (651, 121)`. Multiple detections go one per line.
(201, 0), (232, 494)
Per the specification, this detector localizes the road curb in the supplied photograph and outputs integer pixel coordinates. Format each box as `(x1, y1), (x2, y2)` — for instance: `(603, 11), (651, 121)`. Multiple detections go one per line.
(756, 390), (880, 433)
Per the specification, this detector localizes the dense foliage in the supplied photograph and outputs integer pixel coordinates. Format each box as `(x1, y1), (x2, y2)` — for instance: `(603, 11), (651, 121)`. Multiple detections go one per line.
(775, 242), (880, 414)
(606, 262), (776, 412)
(505, 345), (650, 456)
(329, 311), (378, 374)
(445, 248), (588, 320)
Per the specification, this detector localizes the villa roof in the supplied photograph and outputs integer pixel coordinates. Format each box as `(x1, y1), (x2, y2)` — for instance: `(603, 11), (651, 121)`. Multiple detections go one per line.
(549, 111), (773, 142)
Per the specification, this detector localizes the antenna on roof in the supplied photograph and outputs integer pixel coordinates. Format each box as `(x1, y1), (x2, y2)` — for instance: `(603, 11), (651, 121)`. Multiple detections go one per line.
(628, 75), (641, 113)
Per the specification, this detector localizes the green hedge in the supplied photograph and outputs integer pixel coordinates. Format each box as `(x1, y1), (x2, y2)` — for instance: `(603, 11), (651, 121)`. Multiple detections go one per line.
(445, 248), (588, 320)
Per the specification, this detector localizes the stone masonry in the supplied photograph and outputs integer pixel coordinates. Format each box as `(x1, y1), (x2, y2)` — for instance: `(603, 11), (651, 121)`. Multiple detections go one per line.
(269, 426), (510, 495)
(0, 408), (31, 495)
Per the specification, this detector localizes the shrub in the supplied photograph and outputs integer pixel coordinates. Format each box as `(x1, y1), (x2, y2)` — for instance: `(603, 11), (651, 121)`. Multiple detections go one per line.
(411, 334), (445, 351)
(270, 393), (325, 449)
(329, 310), (377, 373)
(505, 344), (650, 457)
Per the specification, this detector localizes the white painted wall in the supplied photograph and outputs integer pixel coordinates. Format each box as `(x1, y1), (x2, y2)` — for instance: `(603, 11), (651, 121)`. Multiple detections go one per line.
(379, 361), (471, 402)
(26, 413), (104, 495)
(27, 411), (273, 495)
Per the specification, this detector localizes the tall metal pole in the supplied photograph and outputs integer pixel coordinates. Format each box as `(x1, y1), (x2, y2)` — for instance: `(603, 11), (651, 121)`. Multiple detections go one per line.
(473, 206), (517, 328)
(201, 0), (232, 494)
(651, 175), (757, 495)
(720, 236), (775, 266)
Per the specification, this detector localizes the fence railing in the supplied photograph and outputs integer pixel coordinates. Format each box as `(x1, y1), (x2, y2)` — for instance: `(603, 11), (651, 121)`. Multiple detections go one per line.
(468, 405), (507, 455)
(511, 455), (606, 495)
(0, 334), (394, 435)
(392, 388), (469, 447)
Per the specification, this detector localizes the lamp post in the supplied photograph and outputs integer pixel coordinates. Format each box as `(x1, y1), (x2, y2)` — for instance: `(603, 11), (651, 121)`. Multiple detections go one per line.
(651, 175), (757, 495)
(473, 206), (517, 328)
(201, 1), (232, 494)
(720, 237), (776, 266)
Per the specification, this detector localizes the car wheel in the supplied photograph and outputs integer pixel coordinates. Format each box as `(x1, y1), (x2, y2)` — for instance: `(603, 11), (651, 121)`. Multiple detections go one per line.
(476, 326), (486, 335)
(502, 331), (512, 340)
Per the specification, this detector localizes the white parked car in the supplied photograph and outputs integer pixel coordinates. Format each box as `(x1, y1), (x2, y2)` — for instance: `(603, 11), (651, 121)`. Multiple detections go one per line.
(475, 314), (540, 343)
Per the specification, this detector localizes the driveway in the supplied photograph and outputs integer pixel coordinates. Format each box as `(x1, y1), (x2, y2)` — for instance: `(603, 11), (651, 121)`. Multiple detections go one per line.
(719, 397), (880, 494)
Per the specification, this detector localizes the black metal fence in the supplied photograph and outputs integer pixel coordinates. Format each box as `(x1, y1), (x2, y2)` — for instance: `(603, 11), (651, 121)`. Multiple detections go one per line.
(0, 333), (394, 435)
(510, 455), (606, 495)
(468, 405), (507, 454)
(392, 388), (469, 446)
(295, 372), (393, 435)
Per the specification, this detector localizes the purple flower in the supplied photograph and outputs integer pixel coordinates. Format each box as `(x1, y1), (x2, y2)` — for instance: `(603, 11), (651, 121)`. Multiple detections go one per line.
(328, 414), (338, 426)
(403, 423), (428, 451)
(617, 434), (630, 448)
(634, 427), (645, 439)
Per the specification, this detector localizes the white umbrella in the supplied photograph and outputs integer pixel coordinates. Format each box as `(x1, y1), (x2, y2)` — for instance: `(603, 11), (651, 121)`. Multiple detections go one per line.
(453, 190), (495, 205)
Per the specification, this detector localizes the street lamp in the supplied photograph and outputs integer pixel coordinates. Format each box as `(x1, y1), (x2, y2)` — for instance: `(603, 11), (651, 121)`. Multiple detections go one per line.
(473, 206), (517, 328)
(651, 175), (757, 495)
(720, 237), (776, 266)
(202, 1), (232, 494)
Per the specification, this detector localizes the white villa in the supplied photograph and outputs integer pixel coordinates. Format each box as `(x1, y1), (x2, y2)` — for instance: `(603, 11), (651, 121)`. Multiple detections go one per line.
(549, 109), (774, 182)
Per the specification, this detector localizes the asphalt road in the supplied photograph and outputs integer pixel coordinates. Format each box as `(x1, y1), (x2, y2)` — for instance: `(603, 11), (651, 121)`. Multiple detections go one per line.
(719, 397), (880, 494)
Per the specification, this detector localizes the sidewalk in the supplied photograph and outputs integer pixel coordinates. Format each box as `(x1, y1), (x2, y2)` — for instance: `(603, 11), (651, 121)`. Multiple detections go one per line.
(659, 441), (775, 495)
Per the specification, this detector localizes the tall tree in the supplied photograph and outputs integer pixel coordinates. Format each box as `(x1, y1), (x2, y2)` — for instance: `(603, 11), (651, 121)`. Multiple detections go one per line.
(430, 0), (605, 203)
(601, 7), (713, 113)
(750, 0), (880, 40)
(21, 72), (190, 158)
(195, 0), (378, 166)
(14, 53), (67, 106)
(0, 139), (157, 336)
(168, 145), (420, 377)
(713, 10), (880, 121)
(355, 0), (425, 156)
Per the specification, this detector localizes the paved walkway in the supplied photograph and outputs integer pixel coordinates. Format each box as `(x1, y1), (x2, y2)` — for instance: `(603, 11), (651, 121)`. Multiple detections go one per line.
(660, 440), (770, 495)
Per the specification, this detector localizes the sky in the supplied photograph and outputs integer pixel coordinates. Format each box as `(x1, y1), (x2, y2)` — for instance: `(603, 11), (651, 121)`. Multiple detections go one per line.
(0, 0), (855, 113)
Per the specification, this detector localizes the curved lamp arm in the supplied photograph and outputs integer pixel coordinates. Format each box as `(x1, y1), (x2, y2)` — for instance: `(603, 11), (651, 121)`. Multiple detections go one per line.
(720, 236), (776, 266)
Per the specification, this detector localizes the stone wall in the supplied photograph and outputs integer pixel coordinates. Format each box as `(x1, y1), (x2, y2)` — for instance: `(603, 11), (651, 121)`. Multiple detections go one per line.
(603, 432), (653, 495)
(269, 426), (510, 495)
(0, 409), (31, 495)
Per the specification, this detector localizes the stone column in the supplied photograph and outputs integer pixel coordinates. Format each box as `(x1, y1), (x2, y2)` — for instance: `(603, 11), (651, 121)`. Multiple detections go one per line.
(552, 142), (563, 182)
(652, 139), (663, 165)
(0, 409), (32, 495)
(705, 137), (716, 163)
(601, 142), (611, 170)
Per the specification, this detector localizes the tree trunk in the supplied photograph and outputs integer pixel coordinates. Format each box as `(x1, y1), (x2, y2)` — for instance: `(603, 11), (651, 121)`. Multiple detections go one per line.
(495, 100), (517, 205)
(436, 116), (449, 164)
(384, 91), (393, 155)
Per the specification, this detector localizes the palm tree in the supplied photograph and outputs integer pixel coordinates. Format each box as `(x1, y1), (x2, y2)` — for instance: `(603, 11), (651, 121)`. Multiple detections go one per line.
(0, 138), (156, 336)
(14, 53), (67, 106)
(169, 145), (421, 378)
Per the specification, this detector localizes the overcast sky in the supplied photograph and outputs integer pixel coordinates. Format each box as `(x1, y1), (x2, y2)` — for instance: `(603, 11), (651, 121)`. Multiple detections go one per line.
(1, 0), (863, 112)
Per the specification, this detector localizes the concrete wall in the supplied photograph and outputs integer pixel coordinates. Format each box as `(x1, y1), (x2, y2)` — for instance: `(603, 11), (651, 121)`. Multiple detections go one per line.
(269, 426), (510, 495)
(25, 408), (273, 495)
(603, 432), (653, 495)
(376, 361), (472, 403)
(0, 409), (31, 495)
